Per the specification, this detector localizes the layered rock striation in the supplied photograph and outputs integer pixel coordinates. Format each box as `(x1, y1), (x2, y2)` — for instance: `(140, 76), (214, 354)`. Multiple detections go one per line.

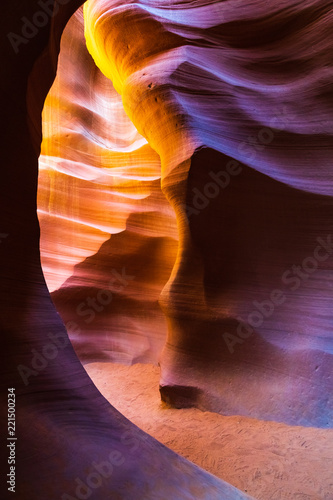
(83, 0), (333, 427)
(1, 1), (253, 499)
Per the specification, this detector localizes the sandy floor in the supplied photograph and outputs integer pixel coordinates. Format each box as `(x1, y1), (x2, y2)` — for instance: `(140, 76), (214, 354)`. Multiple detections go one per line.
(84, 362), (333, 500)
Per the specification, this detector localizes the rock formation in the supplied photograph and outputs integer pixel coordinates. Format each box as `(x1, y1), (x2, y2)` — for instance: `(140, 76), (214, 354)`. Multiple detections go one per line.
(39, 8), (178, 365)
(83, 0), (333, 427)
(0, 1), (251, 499)
(1, 0), (333, 498)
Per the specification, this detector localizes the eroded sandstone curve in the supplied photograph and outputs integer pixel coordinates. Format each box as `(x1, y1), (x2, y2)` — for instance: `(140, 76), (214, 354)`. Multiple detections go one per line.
(84, 0), (333, 194)
(83, 0), (333, 427)
(39, 8), (178, 365)
(1, 1), (253, 499)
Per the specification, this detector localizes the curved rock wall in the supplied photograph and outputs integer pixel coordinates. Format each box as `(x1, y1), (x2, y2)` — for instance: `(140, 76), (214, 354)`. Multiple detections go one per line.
(1, 2), (252, 499)
(1, 2), (333, 497)
(83, 0), (333, 427)
(39, 8), (178, 364)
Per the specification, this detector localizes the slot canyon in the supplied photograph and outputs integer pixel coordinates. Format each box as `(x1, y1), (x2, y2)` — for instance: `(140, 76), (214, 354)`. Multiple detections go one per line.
(1, 1), (333, 499)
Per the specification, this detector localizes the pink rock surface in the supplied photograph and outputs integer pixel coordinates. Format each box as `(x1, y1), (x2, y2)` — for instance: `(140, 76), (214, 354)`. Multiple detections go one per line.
(77, 0), (333, 426)
(1, 0), (333, 498)
(0, 1), (253, 499)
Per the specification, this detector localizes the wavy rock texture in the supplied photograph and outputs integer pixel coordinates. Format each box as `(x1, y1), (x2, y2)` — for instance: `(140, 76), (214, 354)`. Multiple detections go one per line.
(84, 0), (333, 427)
(39, 8), (178, 364)
(1, 0), (333, 497)
(0, 1), (252, 499)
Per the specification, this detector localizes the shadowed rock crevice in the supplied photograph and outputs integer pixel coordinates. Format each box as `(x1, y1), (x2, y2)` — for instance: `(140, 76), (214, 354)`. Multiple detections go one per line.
(160, 385), (204, 409)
